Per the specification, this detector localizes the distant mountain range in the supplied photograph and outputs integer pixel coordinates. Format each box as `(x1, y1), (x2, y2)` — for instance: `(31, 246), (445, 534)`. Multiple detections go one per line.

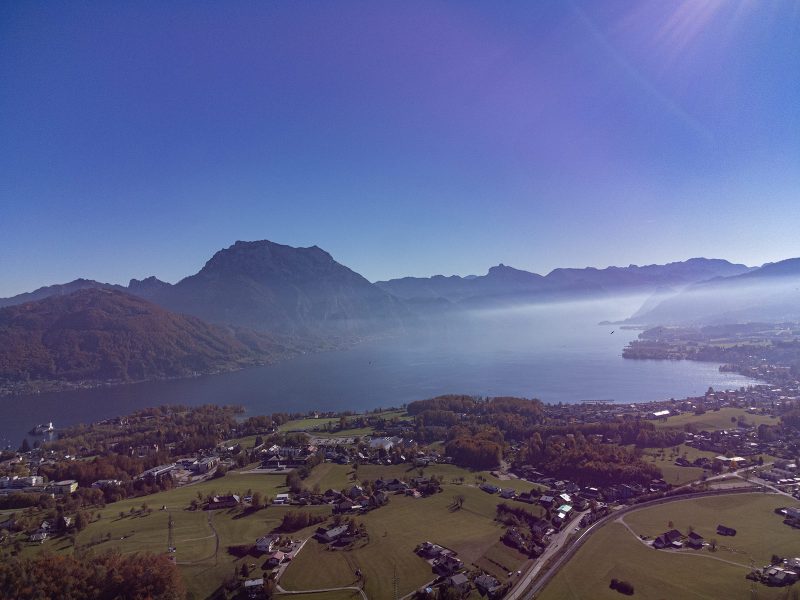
(627, 258), (800, 325)
(375, 258), (753, 308)
(1, 240), (407, 339)
(0, 288), (294, 388)
(2, 239), (799, 392)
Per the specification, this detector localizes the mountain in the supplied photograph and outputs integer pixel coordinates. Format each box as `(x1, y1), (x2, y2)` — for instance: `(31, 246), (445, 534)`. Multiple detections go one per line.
(0, 279), (126, 309)
(628, 257), (800, 325)
(375, 258), (752, 308)
(127, 276), (172, 297)
(0, 288), (291, 386)
(0, 241), (408, 339)
(146, 240), (407, 337)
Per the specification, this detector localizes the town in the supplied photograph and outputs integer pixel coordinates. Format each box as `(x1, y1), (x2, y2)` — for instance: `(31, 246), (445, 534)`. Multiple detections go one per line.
(1, 357), (799, 600)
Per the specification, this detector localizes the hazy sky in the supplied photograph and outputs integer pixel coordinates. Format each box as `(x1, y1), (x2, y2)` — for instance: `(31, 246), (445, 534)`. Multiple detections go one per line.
(2, 1), (799, 297)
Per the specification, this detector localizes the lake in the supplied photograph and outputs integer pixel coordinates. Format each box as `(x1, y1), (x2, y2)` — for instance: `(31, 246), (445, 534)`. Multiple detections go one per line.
(0, 297), (756, 446)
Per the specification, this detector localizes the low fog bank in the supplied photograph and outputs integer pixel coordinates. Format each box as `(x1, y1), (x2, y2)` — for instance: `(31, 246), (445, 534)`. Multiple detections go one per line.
(628, 275), (800, 326)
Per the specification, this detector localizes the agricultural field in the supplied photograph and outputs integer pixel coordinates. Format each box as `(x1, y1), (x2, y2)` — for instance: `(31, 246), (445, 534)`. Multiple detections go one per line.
(17, 471), (306, 598)
(538, 521), (791, 600)
(622, 493), (799, 565)
(540, 493), (797, 600)
(14, 462), (541, 599)
(653, 407), (779, 431)
(279, 465), (543, 599)
(638, 444), (717, 486)
(277, 409), (410, 436)
(281, 488), (505, 599)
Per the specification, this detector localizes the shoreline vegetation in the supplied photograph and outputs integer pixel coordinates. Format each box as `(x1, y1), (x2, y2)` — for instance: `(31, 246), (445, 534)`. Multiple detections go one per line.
(623, 322), (800, 385)
(0, 331), (396, 399)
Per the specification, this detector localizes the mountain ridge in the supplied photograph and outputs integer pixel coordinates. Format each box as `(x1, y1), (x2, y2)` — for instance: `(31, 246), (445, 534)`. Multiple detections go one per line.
(375, 257), (753, 306)
(627, 257), (800, 325)
(0, 287), (294, 391)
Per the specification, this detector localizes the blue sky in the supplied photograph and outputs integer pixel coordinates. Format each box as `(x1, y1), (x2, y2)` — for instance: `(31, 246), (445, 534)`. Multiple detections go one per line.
(1, 1), (799, 296)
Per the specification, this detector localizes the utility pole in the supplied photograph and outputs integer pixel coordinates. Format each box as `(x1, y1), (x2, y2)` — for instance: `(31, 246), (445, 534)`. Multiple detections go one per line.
(167, 513), (176, 562)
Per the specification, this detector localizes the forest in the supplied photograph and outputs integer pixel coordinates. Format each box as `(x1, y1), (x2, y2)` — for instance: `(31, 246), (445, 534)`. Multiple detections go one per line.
(0, 551), (185, 600)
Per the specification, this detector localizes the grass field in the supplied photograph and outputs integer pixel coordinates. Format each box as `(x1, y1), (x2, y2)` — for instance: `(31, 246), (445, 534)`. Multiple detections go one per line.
(18, 462), (539, 599)
(277, 409), (410, 435)
(638, 444), (718, 486)
(23, 470), (309, 598)
(622, 493), (799, 565)
(654, 408), (779, 431)
(538, 521), (791, 600)
(280, 464), (545, 600)
(280, 490), (503, 599)
(540, 493), (797, 600)
(473, 540), (529, 581)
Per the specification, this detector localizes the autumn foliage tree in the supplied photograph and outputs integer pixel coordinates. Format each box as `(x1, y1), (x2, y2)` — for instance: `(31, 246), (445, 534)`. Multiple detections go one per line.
(0, 550), (186, 599)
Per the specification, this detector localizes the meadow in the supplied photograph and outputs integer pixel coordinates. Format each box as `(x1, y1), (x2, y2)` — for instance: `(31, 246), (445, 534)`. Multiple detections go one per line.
(20, 462), (542, 599)
(622, 493), (799, 565)
(539, 493), (798, 600)
(653, 407), (779, 431)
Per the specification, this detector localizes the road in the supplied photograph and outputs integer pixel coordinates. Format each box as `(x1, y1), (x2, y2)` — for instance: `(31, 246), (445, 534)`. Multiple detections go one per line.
(503, 510), (589, 600)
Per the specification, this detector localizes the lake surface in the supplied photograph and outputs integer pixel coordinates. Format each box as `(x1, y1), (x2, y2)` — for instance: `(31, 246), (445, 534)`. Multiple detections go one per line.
(0, 297), (757, 447)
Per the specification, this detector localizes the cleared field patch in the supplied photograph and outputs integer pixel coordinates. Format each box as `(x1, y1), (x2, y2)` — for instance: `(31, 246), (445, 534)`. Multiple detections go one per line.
(622, 493), (798, 565)
(638, 444), (717, 486)
(473, 540), (528, 581)
(302, 462), (353, 491)
(278, 410), (410, 435)
(653, 408), (779, 431)
(538, 522), (790, 600)
(279, 417), (341, 432)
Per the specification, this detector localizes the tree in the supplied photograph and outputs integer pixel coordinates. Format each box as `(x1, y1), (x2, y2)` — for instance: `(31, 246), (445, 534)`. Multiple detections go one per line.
(75, 511), (89, 532)
(286, 471), (303, 494)
(709, 538), (717, 551)
(251, 491), (262, 510)
(19, 438), (30, 453)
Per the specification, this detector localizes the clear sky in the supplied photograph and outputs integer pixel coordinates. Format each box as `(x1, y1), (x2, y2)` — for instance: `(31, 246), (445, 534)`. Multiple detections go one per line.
(1, 1), (799, 297)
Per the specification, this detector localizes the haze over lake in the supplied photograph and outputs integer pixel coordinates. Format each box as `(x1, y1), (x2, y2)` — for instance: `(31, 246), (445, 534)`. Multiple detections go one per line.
(1, 297), (755, 446)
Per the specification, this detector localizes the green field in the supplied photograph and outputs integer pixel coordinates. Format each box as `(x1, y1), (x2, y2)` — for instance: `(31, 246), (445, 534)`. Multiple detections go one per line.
(638, 444), (717, 486)
(622, 493), (798, 565)
(653, 408), (779, 431)
(23, 471), (307, 598)
(473, 540), (529, 581)
(277, 410), (410, 436)
(280, 464), (543, 600)
(540, 493), (797, 600)
(538, 522), (784, 600)
(281, 490), (501, 599)
(18, 462), (539, 599)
